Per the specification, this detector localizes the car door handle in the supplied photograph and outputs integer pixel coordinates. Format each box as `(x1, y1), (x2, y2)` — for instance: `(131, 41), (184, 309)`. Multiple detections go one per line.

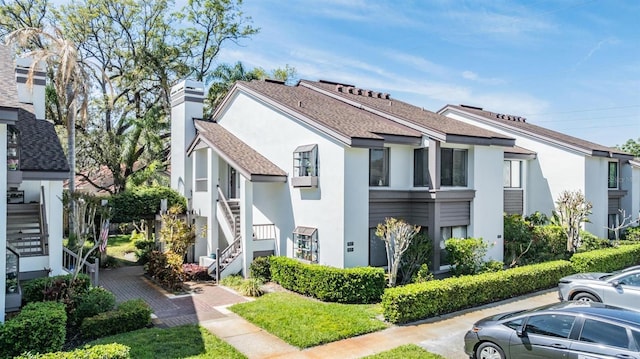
(551, 343), (567, 349)
(615, 355), (634, 359)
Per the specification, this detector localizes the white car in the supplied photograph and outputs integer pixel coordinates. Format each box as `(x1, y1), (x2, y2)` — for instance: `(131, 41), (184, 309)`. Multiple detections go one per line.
(558, 265), (640, 311)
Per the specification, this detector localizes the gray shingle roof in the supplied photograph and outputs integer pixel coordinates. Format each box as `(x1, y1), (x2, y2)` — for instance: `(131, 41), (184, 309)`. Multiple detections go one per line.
(303, 80), (514, 144)
(16, 108), (69, 172)
(445, 104), (631, 157)
(193, 120), (287, 180)
(237, 80), (424, 145)
(0, 44), (69, 173)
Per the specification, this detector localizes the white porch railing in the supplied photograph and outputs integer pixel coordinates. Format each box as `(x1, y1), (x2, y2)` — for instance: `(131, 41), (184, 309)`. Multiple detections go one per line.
(62, 247), (100, 285)
(217, 186), (236, 235)
(253, 224), (276, 241)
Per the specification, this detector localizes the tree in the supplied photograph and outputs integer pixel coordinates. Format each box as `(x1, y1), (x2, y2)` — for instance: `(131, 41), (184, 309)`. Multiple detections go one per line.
(553, 190), (593, 253)
(375, 217), (420, 287)
(176, 0), (258, 82)
(6, 25), (96, 234)
(205, 61), (297, 117)
(617, 138), (640, 157)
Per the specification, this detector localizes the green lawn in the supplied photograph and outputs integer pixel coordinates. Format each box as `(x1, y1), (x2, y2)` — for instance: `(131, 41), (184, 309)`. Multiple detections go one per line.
(89, 324), (246, 358)
(361, 344), (446, 359)
(105, 234), (139, 266)
(229, 291), (387, 348)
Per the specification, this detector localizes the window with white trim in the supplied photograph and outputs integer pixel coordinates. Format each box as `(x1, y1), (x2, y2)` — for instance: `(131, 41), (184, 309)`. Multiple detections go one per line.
(293, 226), (318, 263)
(503, 160), (521, 188)
(292, 144), (318, 188)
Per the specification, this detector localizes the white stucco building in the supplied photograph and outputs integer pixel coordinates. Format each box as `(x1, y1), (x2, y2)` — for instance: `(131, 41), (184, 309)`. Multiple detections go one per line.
(439, 104), (639, 238)
(170, 79), (517, 277)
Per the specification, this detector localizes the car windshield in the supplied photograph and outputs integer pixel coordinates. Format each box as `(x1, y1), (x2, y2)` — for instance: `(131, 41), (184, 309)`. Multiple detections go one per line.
(600, 266), (640, 280)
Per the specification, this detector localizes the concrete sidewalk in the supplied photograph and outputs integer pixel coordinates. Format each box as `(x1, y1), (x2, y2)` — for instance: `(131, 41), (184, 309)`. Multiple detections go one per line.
(101, 266), (558, 358)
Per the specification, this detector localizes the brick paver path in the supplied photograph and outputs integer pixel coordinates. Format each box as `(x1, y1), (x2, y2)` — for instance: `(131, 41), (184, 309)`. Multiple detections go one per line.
(100, 265), (248, 328)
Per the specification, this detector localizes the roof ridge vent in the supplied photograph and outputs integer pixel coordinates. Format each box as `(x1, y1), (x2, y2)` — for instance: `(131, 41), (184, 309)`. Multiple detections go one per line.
(264, 78), (285, 85)
(496, 113), (527, 122)
(460, 104), (483, 111)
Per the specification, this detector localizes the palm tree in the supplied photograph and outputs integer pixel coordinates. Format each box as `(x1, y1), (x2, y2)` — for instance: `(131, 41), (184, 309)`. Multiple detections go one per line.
(6, 26), (94, 236)
(205, 61), (261, 117)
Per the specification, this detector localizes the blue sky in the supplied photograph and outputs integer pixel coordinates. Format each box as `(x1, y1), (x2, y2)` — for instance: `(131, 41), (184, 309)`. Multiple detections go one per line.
(212, 0), (639, 148)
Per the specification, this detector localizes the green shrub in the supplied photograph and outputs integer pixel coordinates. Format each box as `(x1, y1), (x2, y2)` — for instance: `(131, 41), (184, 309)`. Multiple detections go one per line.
(249, 256), (271, 281)
(22, 274), (91, 304)
(72, 287), (116, 326)
(445, 237), (489, 276)
(504, 214), (534, 266)
(532, 224), (568, 261)
(579, 231), (612, 251)
(398, 233), (432, 285)
(239, 277), (265, 297)
(623, 226), (640, 241)
(571, 244), (640, 273)
(270, 257), (385, 303)
(481, 260), (505, 273)
(16, 343), (130, 359)
(110, 186), (186, 224)
(411, 263), (434, 283)
(381, 260), (575, 324)
(0, 301), (67, 358)
(80, 299), (152, 339)
(220, 274), (245, 289)
(145, 250), (184, 291)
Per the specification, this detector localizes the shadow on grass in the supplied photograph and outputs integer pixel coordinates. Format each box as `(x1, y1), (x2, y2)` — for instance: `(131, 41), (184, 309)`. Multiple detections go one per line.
(89, 324), (246, 359)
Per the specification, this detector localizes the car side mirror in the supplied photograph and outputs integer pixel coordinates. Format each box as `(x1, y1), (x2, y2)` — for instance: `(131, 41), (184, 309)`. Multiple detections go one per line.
(517, 326), (526, 337)
(612, 280), (621, 287)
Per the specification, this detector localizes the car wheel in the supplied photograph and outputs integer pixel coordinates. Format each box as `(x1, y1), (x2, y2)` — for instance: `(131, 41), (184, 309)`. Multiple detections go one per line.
(476, 342), (505, 359)
(573, 292), (600, 302)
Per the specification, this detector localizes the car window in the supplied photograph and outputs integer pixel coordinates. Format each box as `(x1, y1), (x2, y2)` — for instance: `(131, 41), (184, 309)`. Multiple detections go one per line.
(632, 330), (640, 349)
(504, 318), (524, 330)
(618, 273), (640, 287)
(525, 314), (575, 338)
(579, 319), (629, 349)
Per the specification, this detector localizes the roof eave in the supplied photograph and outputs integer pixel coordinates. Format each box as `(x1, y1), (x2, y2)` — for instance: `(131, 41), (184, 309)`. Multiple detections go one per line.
(0, 107), (18, 124)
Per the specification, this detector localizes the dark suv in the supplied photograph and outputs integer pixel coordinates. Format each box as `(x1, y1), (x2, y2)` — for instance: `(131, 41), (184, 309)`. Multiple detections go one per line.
(464, 301), (640, 359)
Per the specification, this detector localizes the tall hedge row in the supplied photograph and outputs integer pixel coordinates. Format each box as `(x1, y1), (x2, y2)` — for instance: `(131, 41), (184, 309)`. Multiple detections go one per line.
(270, 257), (385, 303)
(110, 186), (186, 223)
(381, 260), (574, 324)
(381, 244), (640, 324)
(571, 244), (640, 273)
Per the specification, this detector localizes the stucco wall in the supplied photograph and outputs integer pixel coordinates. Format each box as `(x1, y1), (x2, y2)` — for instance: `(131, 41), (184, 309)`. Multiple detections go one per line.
(344, 147), (369, 267)
(585, 157), (608, 237)
(468, 145), (504, 262)
(218, 92), (351, 268)
(1, 124), (7, 322)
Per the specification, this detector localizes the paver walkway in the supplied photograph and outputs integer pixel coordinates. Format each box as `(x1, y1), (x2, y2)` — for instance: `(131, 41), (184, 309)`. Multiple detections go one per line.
(100, 265), (559, 358)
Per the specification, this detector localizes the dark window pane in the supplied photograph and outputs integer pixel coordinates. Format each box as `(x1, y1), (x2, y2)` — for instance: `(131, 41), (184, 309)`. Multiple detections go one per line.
(370, 148), (389, 186)
(441, 148), (453, 186)
(452, 149), (467, 186)
(414, 148), (429, 187)
(608, 162), (618, 188)
(525, 314), (575, 338)
(579, 319), (628, 349)
(369, 228), (387, 267)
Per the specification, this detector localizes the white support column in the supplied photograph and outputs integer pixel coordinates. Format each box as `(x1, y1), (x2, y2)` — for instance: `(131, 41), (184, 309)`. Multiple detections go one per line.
(1, 124), (7, 322)
(47, 181), (64, 275)
(240, 176), (253, 278)
(208, 148), (220, 257)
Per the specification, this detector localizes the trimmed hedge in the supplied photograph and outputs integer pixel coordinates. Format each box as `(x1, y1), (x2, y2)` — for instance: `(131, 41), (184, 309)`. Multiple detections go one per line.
(80, 299), (152, 339)
(110, 186), (186, 223)
(16, 344), (130, 359)
(571, 244), (640, 273)
(73, 287), (116, 326)
(270, 257), (385, 303)
(382, 260), (575, 324)
(0, 301), (67, 358)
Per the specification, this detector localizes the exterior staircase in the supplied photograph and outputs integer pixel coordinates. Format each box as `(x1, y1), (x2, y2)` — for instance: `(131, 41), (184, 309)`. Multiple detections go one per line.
(7, 203), (48, 256)
(210, 188), (243, 280)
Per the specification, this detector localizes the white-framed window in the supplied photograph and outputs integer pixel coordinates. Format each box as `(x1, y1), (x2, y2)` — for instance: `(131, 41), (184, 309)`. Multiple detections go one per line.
(503, 160), (522, 188)
(370, 148), (390, 187)
(293, 226), (318, 263)
(608, 161), (618, 189)
(414, 148), (429, 187)
(292, 144), (318, 188)
(441, 148), (467, 187)
(440, 225), (467, 268)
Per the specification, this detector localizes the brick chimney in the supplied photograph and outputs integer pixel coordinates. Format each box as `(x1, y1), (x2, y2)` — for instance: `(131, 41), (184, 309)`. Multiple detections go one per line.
(170, 79), (204, 198)
(15, 57), (46, 120)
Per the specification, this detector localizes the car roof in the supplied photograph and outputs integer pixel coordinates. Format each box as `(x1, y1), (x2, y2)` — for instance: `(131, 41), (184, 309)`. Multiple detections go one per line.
(517, 302), (640, 327)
